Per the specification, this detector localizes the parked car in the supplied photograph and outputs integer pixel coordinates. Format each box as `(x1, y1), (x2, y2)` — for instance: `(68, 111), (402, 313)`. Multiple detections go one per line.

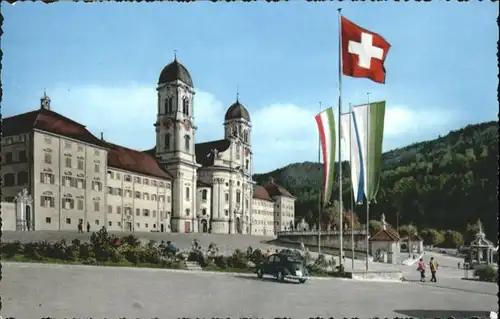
(256, 252), (308, 283)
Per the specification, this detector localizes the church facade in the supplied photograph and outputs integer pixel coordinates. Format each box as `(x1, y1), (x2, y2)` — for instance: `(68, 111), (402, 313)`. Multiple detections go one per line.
(1, 59), (296, 236)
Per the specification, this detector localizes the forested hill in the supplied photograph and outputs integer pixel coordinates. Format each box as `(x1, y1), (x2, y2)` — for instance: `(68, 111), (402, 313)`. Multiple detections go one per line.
(253, 121), (498, 240)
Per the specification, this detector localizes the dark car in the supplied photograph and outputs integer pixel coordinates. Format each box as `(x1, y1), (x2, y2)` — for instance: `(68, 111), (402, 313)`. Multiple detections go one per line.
(256, 253), (308, 283)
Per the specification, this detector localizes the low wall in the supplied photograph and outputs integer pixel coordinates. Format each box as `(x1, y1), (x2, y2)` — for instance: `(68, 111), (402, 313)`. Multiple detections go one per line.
(351, 270), (403, 282)
(1, 202), (16, 231)
(275, 230), (369, 259)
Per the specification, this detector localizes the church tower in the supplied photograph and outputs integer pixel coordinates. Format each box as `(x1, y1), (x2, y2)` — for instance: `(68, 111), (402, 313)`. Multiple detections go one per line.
(155, 57), (200, 233)
(223, 99), (254, 234)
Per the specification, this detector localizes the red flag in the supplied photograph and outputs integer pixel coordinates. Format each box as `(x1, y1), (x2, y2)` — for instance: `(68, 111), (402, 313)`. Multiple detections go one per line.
(341, 16), (391, 84)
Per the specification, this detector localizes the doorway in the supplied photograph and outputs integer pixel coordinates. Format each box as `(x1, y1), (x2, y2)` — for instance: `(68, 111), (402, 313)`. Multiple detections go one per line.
(25, 205), (32, 231)
(126, 222), (132, 232)
(184, 221), (191, 233)
(201, 220), (208, 233)
(160, 224), (165, 232)
(236, 217), (242, 234)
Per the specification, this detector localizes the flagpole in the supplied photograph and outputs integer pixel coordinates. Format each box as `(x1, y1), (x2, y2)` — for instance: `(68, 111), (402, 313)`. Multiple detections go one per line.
(365, 92), (370, 271)
(337, 7), (344, 268)
(318, 101), (322, 255)
(349, 103), (355, 271)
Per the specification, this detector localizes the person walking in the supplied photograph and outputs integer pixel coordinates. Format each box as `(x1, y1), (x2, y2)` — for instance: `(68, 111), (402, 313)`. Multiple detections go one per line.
(86, 222), (90, 233)
(77, 221), (83, 234)
(429, 257), (439, 282)
(417, 258), (426, 282)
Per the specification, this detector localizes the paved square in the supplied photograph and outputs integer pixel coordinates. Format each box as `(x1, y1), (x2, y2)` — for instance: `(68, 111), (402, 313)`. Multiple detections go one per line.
(1, 262), (496, 319)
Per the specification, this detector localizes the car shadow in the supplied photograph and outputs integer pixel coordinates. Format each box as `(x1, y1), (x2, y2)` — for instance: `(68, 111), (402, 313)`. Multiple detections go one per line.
(394, 309), (491, 318)
(233, 274), (301, 284)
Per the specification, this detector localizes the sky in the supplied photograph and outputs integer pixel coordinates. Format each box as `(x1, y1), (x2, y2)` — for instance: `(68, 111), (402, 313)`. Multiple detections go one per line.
(1, 1), (498, 174)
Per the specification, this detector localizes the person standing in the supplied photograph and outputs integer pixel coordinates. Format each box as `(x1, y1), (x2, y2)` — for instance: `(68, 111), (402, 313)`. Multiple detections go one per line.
(429, 257), (439, 282)
(86, 222), (90, 233)
(417, 258), (426, 282)
(77, 221), (83, 233)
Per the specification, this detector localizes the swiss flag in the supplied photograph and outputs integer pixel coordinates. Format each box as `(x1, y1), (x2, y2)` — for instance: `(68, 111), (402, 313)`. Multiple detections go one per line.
(341, 16), (391, 84)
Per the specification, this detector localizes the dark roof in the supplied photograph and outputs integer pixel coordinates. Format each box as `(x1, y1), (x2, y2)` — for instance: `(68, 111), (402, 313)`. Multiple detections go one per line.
(253, 185), (273, 202)
(158, 59), (193, 87)
(265, 183), (294, 198)
(2, 109), (106, 147)
(104, 142), (172, 180)
(197, 181), (212, 188)
(225, 100), (251, 122)
(370, 229), (400, 242)
(194, 139), (231, 167)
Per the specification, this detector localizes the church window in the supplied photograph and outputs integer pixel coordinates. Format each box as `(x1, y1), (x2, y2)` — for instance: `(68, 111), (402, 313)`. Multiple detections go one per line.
(182, 98), (189, 116)
(245, 159), (249, 170)
(164, 133), (171, 150)
(185, 209), (190, 216)
(184, 135), (190, 152)
(225, 193), (229, 203)
(236, 191), (241, 204)
(201, 189), (208, 201)
(202, 209), (207, 215)
(232, 125), (238, 136)
(166, 97), (174, 114)
(224, 209), (229, 216)
(244, 131), (248, 143)
(185, 187), (190, 201)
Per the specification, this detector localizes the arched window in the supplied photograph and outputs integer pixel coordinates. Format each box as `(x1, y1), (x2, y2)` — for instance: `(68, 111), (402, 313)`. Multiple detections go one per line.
(167, 97), (174, 113)
(232, 125), (238, 136)
(245, 159), (249, 170)
(201, 189), (208, 201)
(4, 173), (15, 187)
(244, 130), (248, 143)
(236, 191), (241, 204)
(184, 135), (190, 152)
(185, 209), (190, 216)
(182, 98), (189, 116)
(202, 208), (207, 215)
(164, 133), (171, 150)
(185, 187), (190, 201)
(17, 171), (28, 185)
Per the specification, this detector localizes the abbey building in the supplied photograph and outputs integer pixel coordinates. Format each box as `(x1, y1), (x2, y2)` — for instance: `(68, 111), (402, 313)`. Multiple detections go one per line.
(1, 59), (296, 236)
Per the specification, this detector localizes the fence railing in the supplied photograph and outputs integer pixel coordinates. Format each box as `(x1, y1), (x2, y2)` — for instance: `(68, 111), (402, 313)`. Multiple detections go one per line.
(276, 229), (368, 236)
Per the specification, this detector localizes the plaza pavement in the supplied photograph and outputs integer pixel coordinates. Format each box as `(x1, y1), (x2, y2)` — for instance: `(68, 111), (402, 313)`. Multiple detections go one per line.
(1, 262), (496, 319)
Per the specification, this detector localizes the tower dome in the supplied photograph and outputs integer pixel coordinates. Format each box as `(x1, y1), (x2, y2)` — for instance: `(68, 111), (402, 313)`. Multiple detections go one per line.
(158, 58), (193, 87)
(225, 100), (251, 122)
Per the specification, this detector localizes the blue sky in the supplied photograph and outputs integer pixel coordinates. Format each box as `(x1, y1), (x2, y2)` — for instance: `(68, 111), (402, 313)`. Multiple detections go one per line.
(2, 1), (497, 173)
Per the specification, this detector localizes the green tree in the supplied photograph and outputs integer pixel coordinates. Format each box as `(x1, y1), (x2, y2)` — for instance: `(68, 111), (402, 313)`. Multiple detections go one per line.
(441, 230), (464, 248)
(420, 228), (445, 246)
(368, 220), (383, 235)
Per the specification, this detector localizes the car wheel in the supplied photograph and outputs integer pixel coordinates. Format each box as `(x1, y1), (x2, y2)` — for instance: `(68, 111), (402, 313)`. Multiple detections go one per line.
(299, 279), (306, 284)
(277, 271), (285, 282)
(257, 269), (263, 279)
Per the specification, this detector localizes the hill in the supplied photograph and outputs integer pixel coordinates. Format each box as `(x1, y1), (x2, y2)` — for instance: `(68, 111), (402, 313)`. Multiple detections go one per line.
(253, 121), (498, 241)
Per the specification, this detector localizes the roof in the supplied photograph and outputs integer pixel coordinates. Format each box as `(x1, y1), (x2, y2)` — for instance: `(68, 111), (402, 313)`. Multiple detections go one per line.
(253, 185), (273, 202)
(104, 141), (172, 180)
(370, 229), (400, 242)
(265, 183), (294, 198)
(2, 109), (106, 147)
(158, 59), (193, 87)
(225, 100), (251, 122)
(194, 139), (231, 167)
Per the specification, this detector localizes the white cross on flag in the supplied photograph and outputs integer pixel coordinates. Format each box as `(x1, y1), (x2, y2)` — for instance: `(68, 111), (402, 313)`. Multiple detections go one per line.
(341, 16), (391, 84)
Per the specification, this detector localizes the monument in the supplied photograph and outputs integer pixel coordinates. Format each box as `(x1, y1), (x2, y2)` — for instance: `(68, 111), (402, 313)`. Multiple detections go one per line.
(15, 188), (33, 231)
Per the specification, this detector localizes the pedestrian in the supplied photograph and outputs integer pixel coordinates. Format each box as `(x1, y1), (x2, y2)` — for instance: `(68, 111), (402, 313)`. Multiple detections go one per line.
(77, 222), (83, 234)
(429, 257), (439, 282)
(417, 258), (426, 282)
(86, 222), (90, 233)
(458, 261), (461, 269)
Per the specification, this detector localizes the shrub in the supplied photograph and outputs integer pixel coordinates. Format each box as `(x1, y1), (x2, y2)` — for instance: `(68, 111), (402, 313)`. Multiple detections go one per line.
(229, 249), (248, 269)
(188, 250), (208, 267)
(141, 246), (162, 264)
(175, 253), (185, 261)
(23, 243), (44, 261)
(147, 240), (156, 249)
(121, 234), (140, 248)
(214, 255), (228, 268)
(473, 265), (498, 282)
(250, 249), (264, 264)
(82, 257), (97, 265)
(2, 241), (23, 258)
(123, 248), (142, 265)
(79, 243), (95, 260)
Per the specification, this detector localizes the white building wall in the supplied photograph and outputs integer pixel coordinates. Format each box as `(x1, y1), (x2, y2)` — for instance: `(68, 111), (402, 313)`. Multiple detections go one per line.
(251, 198), (274, 236)
(1, 202), (16, 231)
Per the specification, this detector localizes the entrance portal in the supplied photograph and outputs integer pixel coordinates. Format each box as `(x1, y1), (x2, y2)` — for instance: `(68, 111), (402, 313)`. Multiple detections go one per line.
(184, 221), (191, 233)
(25, 205), (32, 230)
(160, 224), (165, 232)
(126, 222), (132, 232)
(201, 220), (208, 233)
(236, 217), (242, 234)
